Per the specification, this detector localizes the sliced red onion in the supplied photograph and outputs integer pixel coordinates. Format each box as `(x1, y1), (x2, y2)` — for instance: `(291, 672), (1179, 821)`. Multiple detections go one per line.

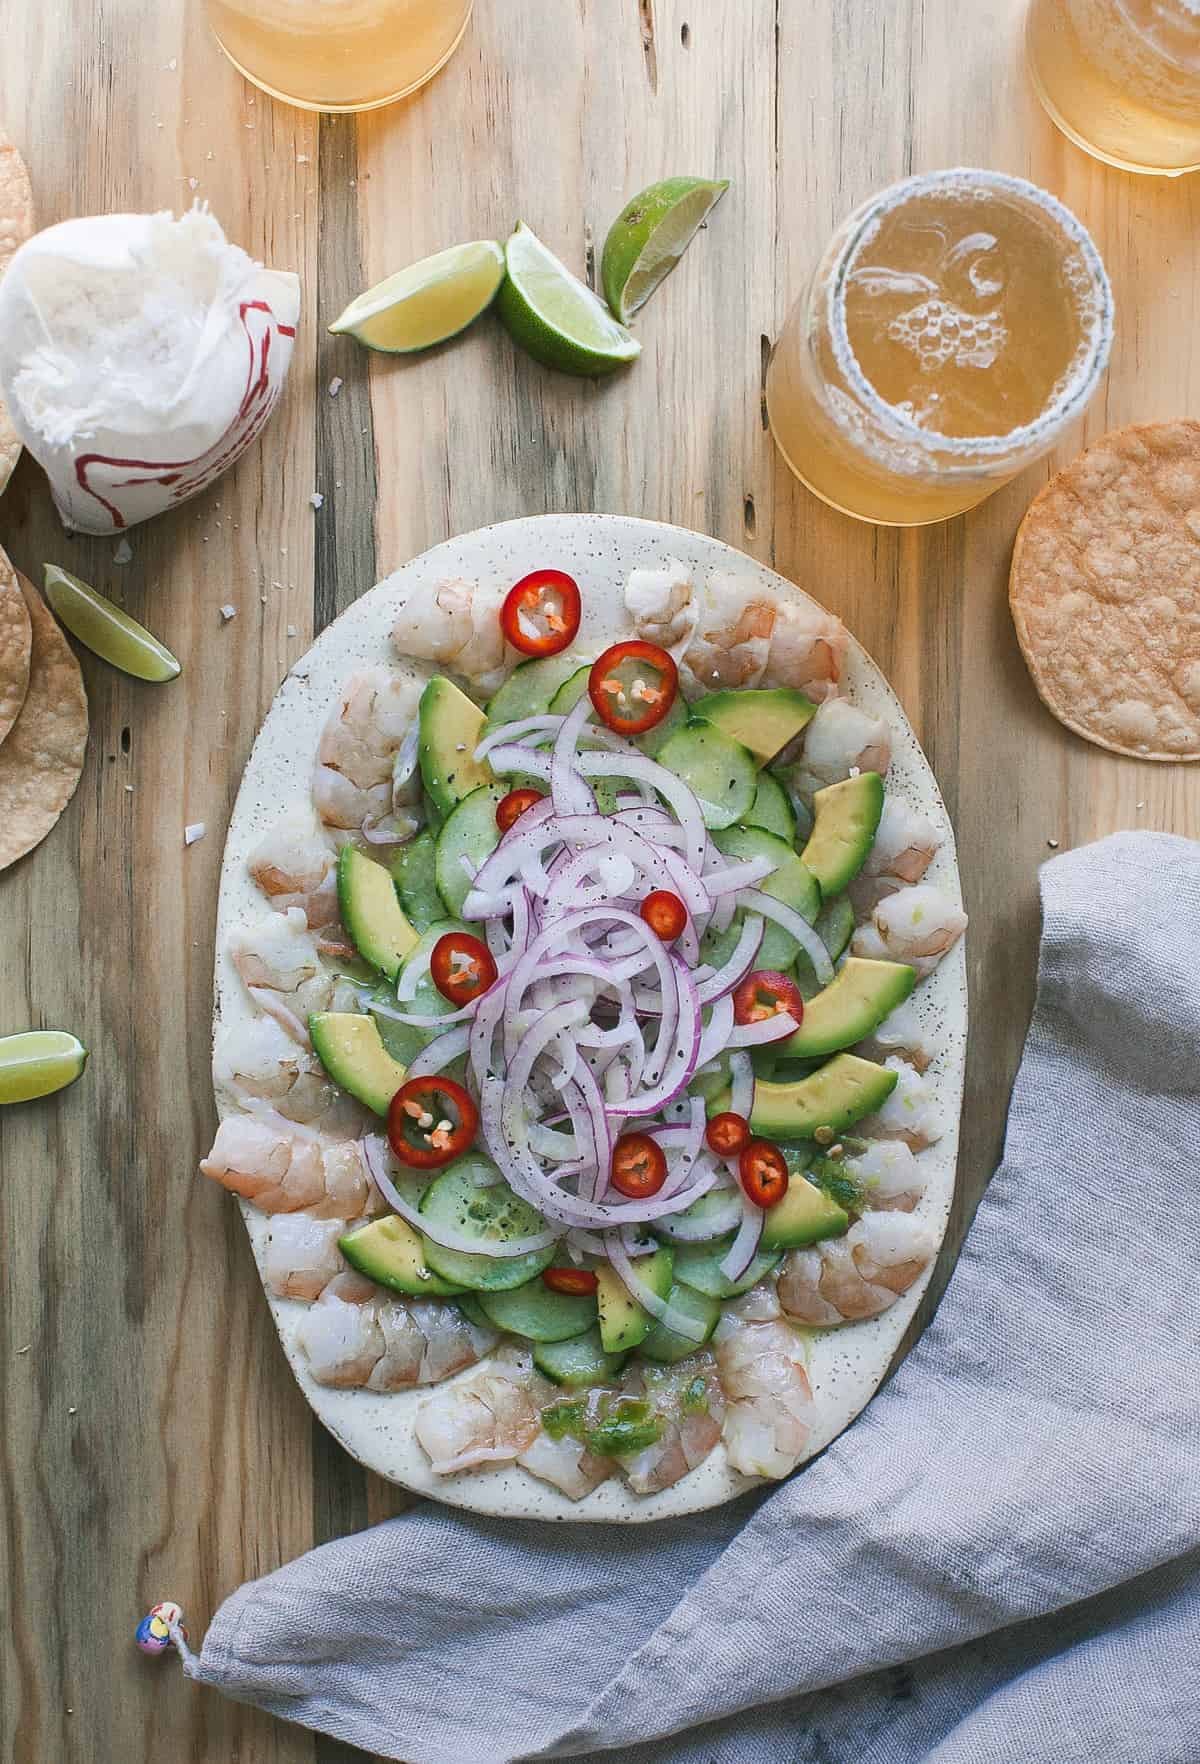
(651, 1181), (742, 1241)
(576, 752), (707, 873)
(740, 887), (834, 985)
(695, 914), (764, 1005)
(473, 714), (563, 760)
(726, 1011), (800, 1047)
(694, 994), (735, 1069)
(361, 811), (418, 846)
(392, 722), (420, 792)
(606, 1234), (709, 1342)
(704, 855), (778, 895)
(362, 1136), (557, 1257)
(719, 1189), (765, 1281)
(551, 695), (598, 817)
(405, 1023), (472, 1077)
(728, 1050), (754, 1119)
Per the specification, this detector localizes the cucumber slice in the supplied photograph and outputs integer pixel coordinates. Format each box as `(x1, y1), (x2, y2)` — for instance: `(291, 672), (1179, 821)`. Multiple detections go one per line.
(672, 1237), (782, 1299)
(547, 664), (590, 715)
(479, 1278), (597, 1341)
(532, 1326), (625, 1388)
(639, 1283), (721, 1364)
(636, 691), (688, 758)
(456, 1293), (491, 1329)
(434, 783), (505, 916)
(337, 845), (420, 979)
(484, 653), (584, 731)
(418, 676), (493, 816)
(339, 1214), (466, 1297)
(393, 830), (443, 932)
(650, 1186), (742, 1242)
(709, 823), (820, 968)
(793, 892), (856, 994)
(656, 721), (757, 831)
(419, 1157), (557, 1290)
(746, 770), (796, 841)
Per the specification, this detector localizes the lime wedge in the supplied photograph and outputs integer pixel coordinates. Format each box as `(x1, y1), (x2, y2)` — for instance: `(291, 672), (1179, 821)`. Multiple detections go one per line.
(0, 1031), (88, 1104)
(43, 565), (180, 683)
(328, 240), (506, 354)
(496, 222), (640, 378)
(601, 177), (730, 324)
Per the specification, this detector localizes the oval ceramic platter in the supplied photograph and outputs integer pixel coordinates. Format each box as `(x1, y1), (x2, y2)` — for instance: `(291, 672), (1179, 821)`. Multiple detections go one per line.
(213, 513), (967, 1523)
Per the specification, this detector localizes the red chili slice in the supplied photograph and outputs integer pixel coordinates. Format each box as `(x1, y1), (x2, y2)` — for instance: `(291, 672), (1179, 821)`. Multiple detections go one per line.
(588, 640), (678, 736)
(639, 889), (688, 943)
(610, 1132), (668, 1199)
(387, 1076), (479, 1169)
(429, 932), (498, 1006)
(739, 1139), (789, 1208)
(542, 1266), (599, 1296)
(705, 1111), (751, 1159)
(500, 569), (581, 658)
(731, 969), (805, 1039)
(496, 786), (545, 833)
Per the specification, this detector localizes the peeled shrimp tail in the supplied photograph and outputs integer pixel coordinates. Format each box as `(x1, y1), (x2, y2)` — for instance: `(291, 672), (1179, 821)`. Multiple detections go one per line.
(791, 696), (892, 797)
(851, 882), (967, 979)
(714, 1317), (817, 1480)
(201, 1115), (378, 1219)
(778, 1211), (936, 1326)
(300, 1279), (498, 1394)
(390, 577), (509, 695)
(313, 666), (424, 830)
(248, 813), (342, 928)
(414, 1344), (543, 1472)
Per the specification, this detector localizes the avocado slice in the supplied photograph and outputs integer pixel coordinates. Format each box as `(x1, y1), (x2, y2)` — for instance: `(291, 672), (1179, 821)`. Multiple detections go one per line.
(776, 957), (916, 1060)
(309, 1011), (407, 1117)
(418, 675), (494, 816)
(800, 772), (885, 897)
(339, 1214), (466, 1297)
(760, 1174), (850, 1251)
(750, 1052), (898, 1139)
(596, 1245), (674, 1354)
(337, 844), (420, 980)
(692, 687), (817, 764)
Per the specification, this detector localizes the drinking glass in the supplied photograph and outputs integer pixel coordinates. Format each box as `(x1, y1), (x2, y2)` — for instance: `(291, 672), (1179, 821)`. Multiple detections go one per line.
(765, 169), (1114, 527)
(204, 0), (474, 112)
(1026, 0), (1200, 176)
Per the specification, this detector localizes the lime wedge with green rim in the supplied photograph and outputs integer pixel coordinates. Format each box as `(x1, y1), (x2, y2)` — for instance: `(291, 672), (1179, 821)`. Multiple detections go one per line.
(601, 177), (730, 324)
(329, 240), (506, 354)
(0, 1031), (88, 1104)
(497, 222), (641, 378)
(43, 564), (180, 683)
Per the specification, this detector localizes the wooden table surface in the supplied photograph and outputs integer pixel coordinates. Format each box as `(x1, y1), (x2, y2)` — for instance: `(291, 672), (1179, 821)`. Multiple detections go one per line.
(1, 1), (1197, 1759)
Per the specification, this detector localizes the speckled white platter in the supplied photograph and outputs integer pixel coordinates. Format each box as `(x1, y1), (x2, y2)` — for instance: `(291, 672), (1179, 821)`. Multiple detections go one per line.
(214, 514), (967, 1523)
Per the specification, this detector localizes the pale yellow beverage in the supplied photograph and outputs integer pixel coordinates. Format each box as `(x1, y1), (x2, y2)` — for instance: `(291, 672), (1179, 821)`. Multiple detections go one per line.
(1027, 0), (1200, 175)
(205, 0), (473, 112)
(765, 170), (1113, 527)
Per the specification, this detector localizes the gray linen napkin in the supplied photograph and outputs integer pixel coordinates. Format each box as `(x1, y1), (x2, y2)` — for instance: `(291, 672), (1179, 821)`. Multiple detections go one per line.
(181, 830), (1200, 1764)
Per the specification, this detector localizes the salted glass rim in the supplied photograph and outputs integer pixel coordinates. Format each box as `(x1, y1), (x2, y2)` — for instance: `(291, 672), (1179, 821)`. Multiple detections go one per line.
(825, 167), (1115, 460)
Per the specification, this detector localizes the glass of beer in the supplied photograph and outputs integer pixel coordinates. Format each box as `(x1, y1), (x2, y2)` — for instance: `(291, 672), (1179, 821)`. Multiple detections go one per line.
(1026, 0), (1200, 176)
(765, 169), (1113, 527)
(205, 0), (473, 112)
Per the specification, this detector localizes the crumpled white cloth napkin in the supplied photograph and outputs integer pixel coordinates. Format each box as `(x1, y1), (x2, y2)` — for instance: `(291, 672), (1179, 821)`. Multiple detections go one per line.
(180, 831), (1200, 1764)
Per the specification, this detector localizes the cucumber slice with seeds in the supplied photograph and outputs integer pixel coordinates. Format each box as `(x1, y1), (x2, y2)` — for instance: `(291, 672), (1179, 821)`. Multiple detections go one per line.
(393, 829), (443, 932)
(672, 1237), (782, 1299)
(434, 782), (505, 916)
(484, 653), (585, 732)
(656, 722), (757, 831)
(479, 1279), (597, 1342)
(533, 1326), (626, 1388)
(419, 1157), (556, 1291)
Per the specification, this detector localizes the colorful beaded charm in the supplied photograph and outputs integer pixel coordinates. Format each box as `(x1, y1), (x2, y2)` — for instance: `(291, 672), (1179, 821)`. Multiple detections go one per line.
(135, 1600), (187, 1656)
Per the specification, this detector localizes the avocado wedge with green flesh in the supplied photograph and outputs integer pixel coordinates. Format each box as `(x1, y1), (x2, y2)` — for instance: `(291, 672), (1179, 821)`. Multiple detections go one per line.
(750, 1052), (898, 1139)
(337, 844), (420, 979)
(596, 1246), (674, 1353)
(759, 1174), (850, 1250)
(776, 957), (916, 1059)
(339, 1214), (466, 1297)
(801, 771), (885, 896)
(418, 675), (494, 816)
(309, 1011), (407, 1117)
(692, 687), (816, 764)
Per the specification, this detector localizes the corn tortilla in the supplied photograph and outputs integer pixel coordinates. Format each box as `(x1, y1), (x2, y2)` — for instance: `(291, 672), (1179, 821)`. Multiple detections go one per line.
(0, 543), (31, 745)
(0, 125), (35, 495)
(0, 572), (88, 871)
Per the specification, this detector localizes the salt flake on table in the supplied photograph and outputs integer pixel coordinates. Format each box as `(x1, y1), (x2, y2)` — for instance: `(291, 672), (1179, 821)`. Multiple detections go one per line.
(113, 538), (133, 564)
(328, 376), (343, 398)
(309, 492), (324, 510)
(184, 822), (206, 846)
(219, 604), (237, 621)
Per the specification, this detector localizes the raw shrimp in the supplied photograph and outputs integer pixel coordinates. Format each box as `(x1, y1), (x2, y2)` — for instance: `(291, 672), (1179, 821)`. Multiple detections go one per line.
(680, 572), (776, 695)
(843, 1139), (929, 1211)
(759, 599), (847, 703)
(414, 1343), (543, 1473)
(263, 1213), (348, 1299)
(856, 1056), (944, 1149)
(229, 908), (337, 1042)
(777, 1212), (936, 1326)
(247, 812), (341, 928)
(856, 999), (936, 1072)
(852, 883), (967, 979)
(201, 1113), (379, 1218)
(614, 1355), (726, 1494)
(390, 576), (509, 697)
(623, 558), (699, 657)
(212, 1016), (361, 1131)
(518, 1427), (615, 1501)
(299, 1276), (497, 1393)
(791, 697), (893, 798)
(861, 796), (940, 884)
(713, 1309), (817, 1480)
(312, 666), (424, 831)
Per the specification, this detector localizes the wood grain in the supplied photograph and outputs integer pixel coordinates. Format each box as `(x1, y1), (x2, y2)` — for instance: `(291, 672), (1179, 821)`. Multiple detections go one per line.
(1, 1), (1197, 1760)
